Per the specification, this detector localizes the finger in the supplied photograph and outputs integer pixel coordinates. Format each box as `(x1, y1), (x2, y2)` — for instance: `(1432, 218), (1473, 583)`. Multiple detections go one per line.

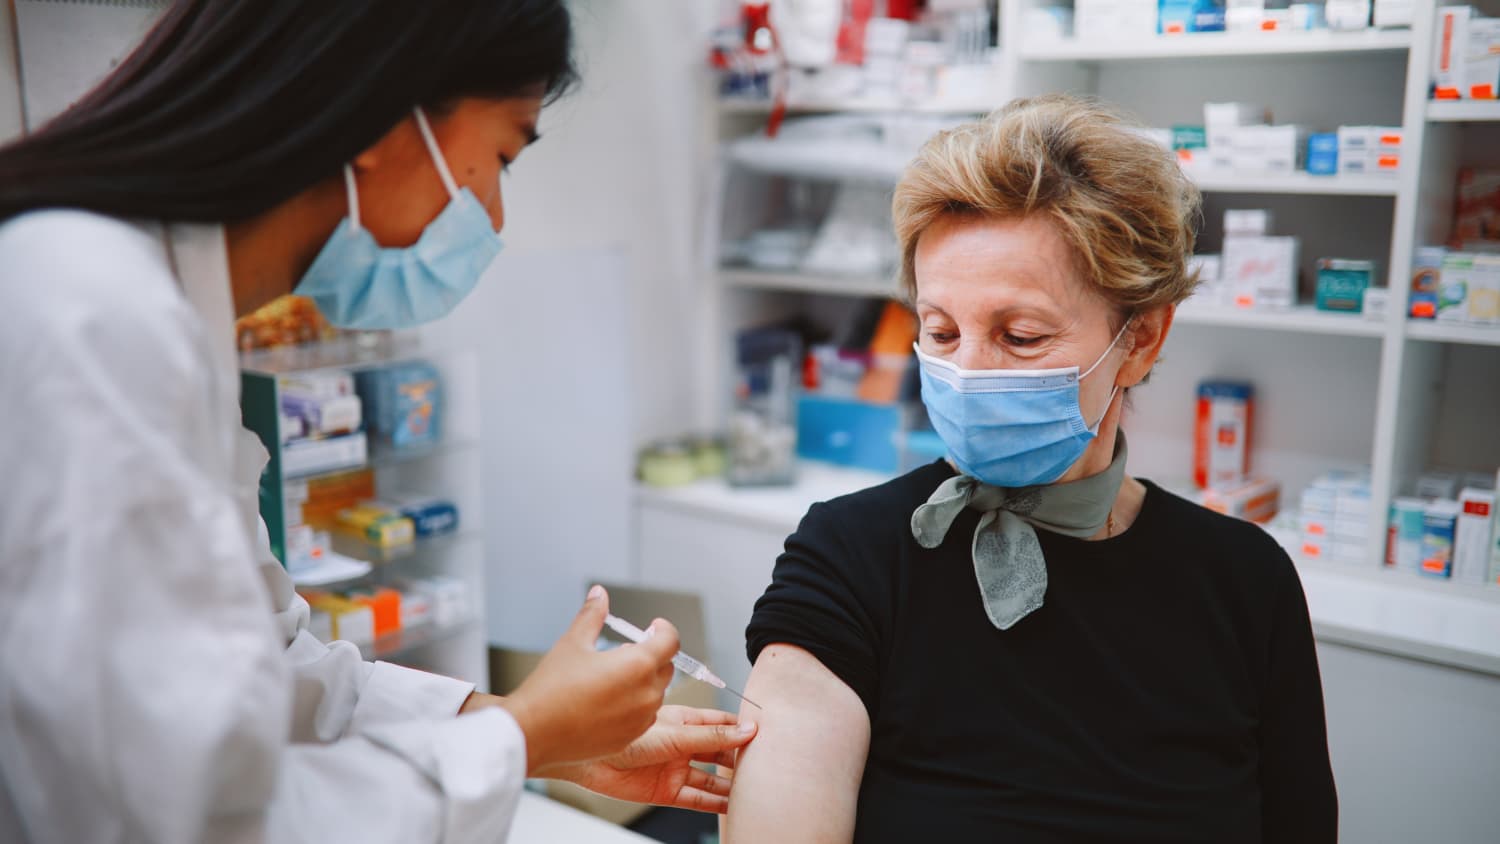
(691, 749), (740, 769)
(685, 765), (734, 797)
(565, 585), (608, 647)
(660, 721), (757, 758)
(661, 786), (731, 815)
(676, 707), (741, 727)
(633, 618), (681, 663)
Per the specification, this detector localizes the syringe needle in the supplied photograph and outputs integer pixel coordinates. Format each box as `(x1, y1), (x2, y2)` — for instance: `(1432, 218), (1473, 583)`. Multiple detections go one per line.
(725, 686), (763, 710)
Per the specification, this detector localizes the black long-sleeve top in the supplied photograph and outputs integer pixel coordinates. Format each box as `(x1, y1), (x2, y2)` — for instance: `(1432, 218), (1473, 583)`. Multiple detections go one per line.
(747, 460), (1338, 843)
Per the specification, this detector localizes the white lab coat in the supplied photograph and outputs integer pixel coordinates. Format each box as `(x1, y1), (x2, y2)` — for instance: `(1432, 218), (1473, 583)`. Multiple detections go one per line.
(0, 210), (526, 843)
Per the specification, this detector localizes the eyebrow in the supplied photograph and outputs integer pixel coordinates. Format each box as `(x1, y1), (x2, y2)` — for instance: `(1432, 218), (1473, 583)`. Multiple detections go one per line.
(914, 300), (951, 317)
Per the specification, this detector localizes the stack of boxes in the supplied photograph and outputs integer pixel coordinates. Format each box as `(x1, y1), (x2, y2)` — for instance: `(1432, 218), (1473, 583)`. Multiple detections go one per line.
(300, 576), (472, 648)
(1192, 380), (1282, 523)
(1222, 209), (1300, 311)
(1300, 471), (1373, 564)
(1334, 125), (1403, 178)
(1075, 0), (1159, 41)
(1407, 244), (1500, 325)
(1431, 6), (1500, 101)
(1389, 471), (1500, 584)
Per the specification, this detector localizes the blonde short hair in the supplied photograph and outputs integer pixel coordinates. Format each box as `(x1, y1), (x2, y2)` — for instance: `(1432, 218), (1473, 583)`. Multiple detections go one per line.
(893, 95), (1201, 312)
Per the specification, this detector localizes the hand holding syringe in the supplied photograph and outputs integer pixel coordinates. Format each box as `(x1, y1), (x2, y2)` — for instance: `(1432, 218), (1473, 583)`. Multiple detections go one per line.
(604, 614), (762, 709)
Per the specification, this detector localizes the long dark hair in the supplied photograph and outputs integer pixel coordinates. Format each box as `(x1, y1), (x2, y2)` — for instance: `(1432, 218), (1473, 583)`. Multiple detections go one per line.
(0, 0), (575, 224)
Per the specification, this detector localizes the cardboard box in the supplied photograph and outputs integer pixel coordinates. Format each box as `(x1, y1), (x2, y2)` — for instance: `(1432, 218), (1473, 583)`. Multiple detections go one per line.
(489, 584), (719, 828)
(1433, 7), (1476, 99)
(1453, 488), (1496, 584)
(1326, 0), (1372, 29)
(1374, 0), (1413, 27)
(1225, 236), (1300, 309)
(1466, 19), (1500, 99)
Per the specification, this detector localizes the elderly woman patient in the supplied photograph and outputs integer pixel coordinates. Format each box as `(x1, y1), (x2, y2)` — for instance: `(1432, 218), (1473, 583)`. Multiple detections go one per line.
(723, 95), (1337, 843)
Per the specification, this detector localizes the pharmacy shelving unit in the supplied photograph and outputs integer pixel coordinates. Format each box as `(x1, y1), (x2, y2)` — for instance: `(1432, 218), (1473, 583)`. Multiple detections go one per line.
(240, 334), (490, 688)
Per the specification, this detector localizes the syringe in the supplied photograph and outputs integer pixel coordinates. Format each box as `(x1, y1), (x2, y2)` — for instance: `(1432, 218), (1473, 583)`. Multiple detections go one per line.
(603, 613), (762, 709)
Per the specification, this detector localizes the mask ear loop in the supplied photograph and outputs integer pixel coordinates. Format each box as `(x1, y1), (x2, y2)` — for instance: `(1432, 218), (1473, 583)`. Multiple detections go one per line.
(1081, 315), (1135, 432)
(342, 165), (362, 231)
(412, 106), (461, 200)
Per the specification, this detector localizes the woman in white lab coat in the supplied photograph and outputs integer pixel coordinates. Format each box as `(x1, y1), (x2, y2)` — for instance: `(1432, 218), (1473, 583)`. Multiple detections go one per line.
(0, 1), (754, 841)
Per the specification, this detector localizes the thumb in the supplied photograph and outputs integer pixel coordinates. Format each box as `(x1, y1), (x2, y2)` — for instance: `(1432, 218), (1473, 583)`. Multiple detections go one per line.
(659, 720), (759, 759)
(566, 584), (608, 646)
(635, 618), (681, 663)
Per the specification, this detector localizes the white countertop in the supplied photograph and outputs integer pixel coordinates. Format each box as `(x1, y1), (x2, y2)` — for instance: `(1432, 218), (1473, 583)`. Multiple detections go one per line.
(510, 792), (657, 843)
(637, 463), (1500, 677)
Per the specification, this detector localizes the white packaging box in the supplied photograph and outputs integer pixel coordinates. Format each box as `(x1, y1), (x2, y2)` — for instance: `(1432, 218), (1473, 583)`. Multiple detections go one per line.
(1262, 125), (1308, 172)
(1225, 236), (1300, 309)
(1374, 0), (1413, 27)
(1225, 209), (1273, 237)
(1465, 18), (1500, 99)
(1075, 0), (1158, 41)
(1453, 488), (1496, 584)
(1362, 287), (1390, 319)
(1326, 0), (1372, 29)
(1205, 103), (1267, 141)
(1433, 7), (1476, 99)
(1226, 0), (1266, 31)
(1467, 254), (1500, 323)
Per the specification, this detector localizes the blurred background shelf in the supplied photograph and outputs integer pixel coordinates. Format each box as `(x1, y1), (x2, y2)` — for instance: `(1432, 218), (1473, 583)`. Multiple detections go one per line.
(359, 617), (481, 662)
(1174, 304), (1387, 337)
(1191, 170), (1401, 196)
(1405, 321), (1500, 347)
(720, 268), (900, 298)
(1020, 28), (1412, 61)
(1426, 100), (1500, 122)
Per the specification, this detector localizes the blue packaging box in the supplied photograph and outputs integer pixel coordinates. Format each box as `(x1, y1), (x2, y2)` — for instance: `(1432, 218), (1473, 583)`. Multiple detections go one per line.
(796, 395), (903, 473)
(1307, 133), (1339, 175)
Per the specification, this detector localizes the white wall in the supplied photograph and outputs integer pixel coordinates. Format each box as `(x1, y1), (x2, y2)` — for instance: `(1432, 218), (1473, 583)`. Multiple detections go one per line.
(488, 0), (720, 445)
(422, 1), (721, 650)
(1, 1), (22, 141)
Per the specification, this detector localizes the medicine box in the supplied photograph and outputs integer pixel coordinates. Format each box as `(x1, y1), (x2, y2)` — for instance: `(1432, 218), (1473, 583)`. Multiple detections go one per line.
(1453, 488), (1496, 584)
(1159, 0), (1226, 33)
(1387, 497), (1426, 571)
(1204, 102), (1267, 151)
(1433, 7), (1476, 99)
(1224, 236), (1299, 309)
(1225, 0), (1265, 31)
(1421, 500), (1461, 578)
(1465, 18), (1500, 98)
(1410, 246), (1445, 318)
(1194, 380), (1254, 490)
(1361, 287), (1389, 320)
(1200, 477), (1280, 523)
(1438, 253), (1475, 321)
(1306, 133), (1338, 176)
(1224, 208), (1273, 237)
(1326, 0), (1372, 29)
(1076, 0), (1159, 41)
(1374, 0), (1412, 27)
(1315, 258), (1375, 312)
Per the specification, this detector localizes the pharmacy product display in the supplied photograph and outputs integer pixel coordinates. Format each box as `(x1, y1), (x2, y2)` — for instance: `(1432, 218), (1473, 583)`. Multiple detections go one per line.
(1162, 102), (1401, 179)
(1046, 0), (1407, 41)
(710, 0), (999, 110)
(1431, 6), (1500, 100)
(1381, 469), (1500, 583)
(1406, 245), (1500, 324)
(298, 575), (474, 656)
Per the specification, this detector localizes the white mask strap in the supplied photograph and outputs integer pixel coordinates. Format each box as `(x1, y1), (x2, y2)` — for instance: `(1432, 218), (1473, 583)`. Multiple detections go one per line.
(1080, 316), (1135, 381)
(1089, 384), (1121, 432)
(412, 106), (461, 199)
(342, 165), (362, 230)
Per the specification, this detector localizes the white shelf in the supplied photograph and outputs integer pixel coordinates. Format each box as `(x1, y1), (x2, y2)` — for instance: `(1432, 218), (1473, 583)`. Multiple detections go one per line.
(1426, 99), (1500, 122)
(1295, 560), (1500, 676)
(358, 617), (480, 661)
(1174, 304), (1387, 337)
(1405, 320), (1500, 347)
(1021, 28), (1412, 61)
(720, 268), (900, 298)
(635, 460), (892, 534)
(719, 95), (999, 116)
(1191, 170), (1401, 196)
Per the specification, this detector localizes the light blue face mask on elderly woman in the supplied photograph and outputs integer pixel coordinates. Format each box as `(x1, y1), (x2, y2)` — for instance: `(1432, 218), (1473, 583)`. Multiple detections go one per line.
(293, 107), (503, 330)
(915, 318), (1132, 488)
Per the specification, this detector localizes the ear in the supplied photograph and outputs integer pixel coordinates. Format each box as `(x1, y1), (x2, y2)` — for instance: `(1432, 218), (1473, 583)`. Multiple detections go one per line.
(1116, 304), (1174, 388)
(350, 114), (417, 173)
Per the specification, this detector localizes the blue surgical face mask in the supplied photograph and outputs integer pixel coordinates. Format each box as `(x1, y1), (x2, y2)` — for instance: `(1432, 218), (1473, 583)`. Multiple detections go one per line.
(293, 106), (503, 330)
(915, 318), (1132, 488)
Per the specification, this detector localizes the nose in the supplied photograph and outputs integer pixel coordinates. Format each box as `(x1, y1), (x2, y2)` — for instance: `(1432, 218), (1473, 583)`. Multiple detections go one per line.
(952, 339), (1006, 371)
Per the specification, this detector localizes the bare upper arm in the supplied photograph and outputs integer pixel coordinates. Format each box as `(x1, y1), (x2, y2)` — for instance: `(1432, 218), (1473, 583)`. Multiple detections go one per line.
(722, 643), (871, 844)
